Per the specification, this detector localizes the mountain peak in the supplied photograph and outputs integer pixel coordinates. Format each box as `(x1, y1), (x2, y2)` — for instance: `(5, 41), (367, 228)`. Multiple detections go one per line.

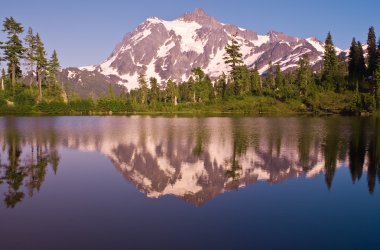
(183, 8), (209, 18)
(179, 8), (219, 26)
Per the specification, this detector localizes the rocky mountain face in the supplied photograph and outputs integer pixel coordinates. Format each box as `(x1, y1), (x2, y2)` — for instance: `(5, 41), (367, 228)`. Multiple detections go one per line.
(66, 8), (343, 92)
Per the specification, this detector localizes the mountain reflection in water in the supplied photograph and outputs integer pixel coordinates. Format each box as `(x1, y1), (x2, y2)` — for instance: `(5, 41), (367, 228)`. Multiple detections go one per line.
(0, 116), (379, 208)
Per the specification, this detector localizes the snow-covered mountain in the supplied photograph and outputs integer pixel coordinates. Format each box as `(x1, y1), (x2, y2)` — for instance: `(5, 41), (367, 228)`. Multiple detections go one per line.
(68, 8), (342, 91)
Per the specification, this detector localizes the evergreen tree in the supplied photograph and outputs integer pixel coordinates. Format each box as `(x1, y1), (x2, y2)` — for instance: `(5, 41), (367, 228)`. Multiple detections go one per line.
(192, 67), (210, 102)
(35, 33), (47, 101)
(265, 61), (275, 89)
(137, 73), (148, 104)
(149, 77), (159, 105)
(187, 76), (196, 102)
(24, 27), (36, 86)
(356, 41), (366, 84)
(367, 26), (377, 77)
(375, 56), (380, 109)
(165, 79), (178, 105)
(348, 38), (358, 85)
(322, 32), (339, 90)
(348, 39), (366, 89)
(238, 65), (250, 94)
(223, 33), (243, 95)
(215, 73), (227, 99)
(249, 68), (261, 95)
(48, 50), (60, 85)
(1, 17), (24, 95)
(296, 55), (312, 95)
(274, 64), (283, 89)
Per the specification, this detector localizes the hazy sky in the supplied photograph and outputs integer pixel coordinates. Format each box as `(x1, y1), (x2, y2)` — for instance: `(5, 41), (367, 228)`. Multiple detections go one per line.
(1, 0), (379, 67)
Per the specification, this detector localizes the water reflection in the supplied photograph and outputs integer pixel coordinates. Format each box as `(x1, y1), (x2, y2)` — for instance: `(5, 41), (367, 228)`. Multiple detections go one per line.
(0, 118), (60, 208)
(0, 116), (380, 208)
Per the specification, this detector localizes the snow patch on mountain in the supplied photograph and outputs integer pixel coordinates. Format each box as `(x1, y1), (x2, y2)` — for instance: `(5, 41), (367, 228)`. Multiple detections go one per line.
(70, 8), (349, 90)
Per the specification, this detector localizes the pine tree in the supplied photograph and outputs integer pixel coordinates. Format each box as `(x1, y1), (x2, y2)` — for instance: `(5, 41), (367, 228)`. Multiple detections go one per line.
(137, 73), (148, 104)
(47, 50), (60, 97)
(274, 64), (283, 89)
(24, 27), (36, 87)
(48, 50), (60, 80)
(348, 38), (358, 85)
(165, 79), (178, 105)
(322, 32), (339, 90)
(356, 41), (366, 84)
(265, 61), (275, 89)
(1, 17), (24, 95)
(215, 73), (227, 99)
(367, 26), (377, 77)
(224, 33), (243, 95)
(250, 68), (261, 95)
(35, 33), (47, 101)
(296, 55), (312, 95)
(192, 67), (207, 102)
(375, 56), (380, 109)
(187, 76), (196, 102)
(149, 77), (159, 105)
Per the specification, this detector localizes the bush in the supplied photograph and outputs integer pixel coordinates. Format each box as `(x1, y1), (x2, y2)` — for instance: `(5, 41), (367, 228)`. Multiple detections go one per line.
(361, 93), (375, 112)
(96, 98), (127, 112)
(14, 90), (37, 106)
(69, 99), (95, 112)
(37, 101), (68, 114)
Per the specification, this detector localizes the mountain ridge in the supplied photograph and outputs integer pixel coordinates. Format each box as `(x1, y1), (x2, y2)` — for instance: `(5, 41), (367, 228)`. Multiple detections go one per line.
(65, 8), (347, 93)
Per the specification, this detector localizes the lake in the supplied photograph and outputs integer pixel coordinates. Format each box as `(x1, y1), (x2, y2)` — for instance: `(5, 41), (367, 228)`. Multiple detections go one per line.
(0, 116), (380, 249)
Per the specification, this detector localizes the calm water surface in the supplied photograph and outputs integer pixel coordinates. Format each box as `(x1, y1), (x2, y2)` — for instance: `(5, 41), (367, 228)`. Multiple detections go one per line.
(0, 116), (380, 249)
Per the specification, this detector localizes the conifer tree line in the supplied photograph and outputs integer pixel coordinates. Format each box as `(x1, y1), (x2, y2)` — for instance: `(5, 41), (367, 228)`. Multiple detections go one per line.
(1, 15), (380, 114)
(127, 27), (380, 113)
(0, 16), (63, 104)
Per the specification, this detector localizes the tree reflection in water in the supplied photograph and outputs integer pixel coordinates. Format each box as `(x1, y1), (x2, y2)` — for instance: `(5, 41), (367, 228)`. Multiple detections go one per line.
(0, 118), (60, 208)
(1, 116), (380, 208)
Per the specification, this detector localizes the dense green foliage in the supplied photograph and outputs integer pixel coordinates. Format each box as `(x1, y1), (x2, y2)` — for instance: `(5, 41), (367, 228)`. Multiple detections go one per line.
(0, 17), (380, 115)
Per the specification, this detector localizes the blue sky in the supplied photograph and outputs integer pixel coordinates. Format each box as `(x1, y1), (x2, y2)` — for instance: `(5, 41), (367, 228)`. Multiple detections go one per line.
(1, 0), (379, 67)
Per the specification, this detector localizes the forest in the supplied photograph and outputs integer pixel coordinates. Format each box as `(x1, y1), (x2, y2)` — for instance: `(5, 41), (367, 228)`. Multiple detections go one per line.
(1, 16), (380, 115)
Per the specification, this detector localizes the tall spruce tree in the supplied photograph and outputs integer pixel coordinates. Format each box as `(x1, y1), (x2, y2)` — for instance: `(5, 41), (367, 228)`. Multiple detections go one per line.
(24, 27), (36, 86)
(149, 77), (159, 105)
(48, 49), (60, 95)
(296, 55), (312, 95)
(375, 56), (380, 109)
(1, 17), (24, 95)
(35, 33), (47, 101)
(137, 73), (148, 104)
(215, 73), (227, 99)
(274, 64), (283, 89)
(356, 41), (366, 84)
(348, 38), (358, 85)
(265, 61), (275, 89)
(322, 32), (339, 90)
(165, 79), (178, 105)
(224, 33), (243, 95)
(367, 26), (377, 77)
(250, 68), (261, 95)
